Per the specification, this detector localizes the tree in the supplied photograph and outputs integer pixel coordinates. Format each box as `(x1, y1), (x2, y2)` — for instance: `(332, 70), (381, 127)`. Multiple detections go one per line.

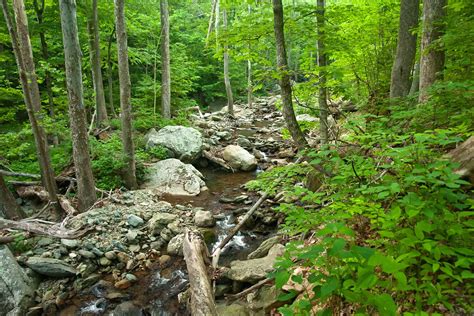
(1, 0), (60, 217)
(272, 0), (307, 149)
(419, 0), (446, 102)
(223, 7), (234, 116)
(160, 0), (171, 119)
(59, 0), (97, 211)
(390, 0), (420, 98)
(114, 0), (138, 189)
(0, 174), (25, 219)
(107, 26), (117, 117)
(87, 0), (108, 127)
(316, 0), (329, 144)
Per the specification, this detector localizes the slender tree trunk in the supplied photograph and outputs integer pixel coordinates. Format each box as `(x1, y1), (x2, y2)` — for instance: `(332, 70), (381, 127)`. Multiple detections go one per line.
(160, 0), (171, 119)
(2, 0), (61, 217)
(409, 61), (420, 95)
(59, 0), (97, 211)
(316, 0), (329, 145)
(223, 8), (233, 115)
(114, 0), (138, 189)
(153, 35), (158, 122)
(419, 0), (446, 102)
(390, 0), (420, 98)
(87, 0), (108, 127)
(0, 174), (26, 219)
(247, 4), (252, 108)
(107, 26), (116, 117)
(272, 0), (307, 149)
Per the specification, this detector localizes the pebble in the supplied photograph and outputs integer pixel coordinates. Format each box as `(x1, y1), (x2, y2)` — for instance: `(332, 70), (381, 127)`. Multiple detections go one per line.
(125, 273), (137, 282)
(78, 250), (96, 259)
(129, 244), (140, 252)
(61, 239), (79, 248)
(158, 255), (171, 265)
(99, 257), (112, 266)
(105, 251), (117, 260)
(126, 214), (144, 227)
(126, 230), (138, 242)
(114, 279), (132, 289)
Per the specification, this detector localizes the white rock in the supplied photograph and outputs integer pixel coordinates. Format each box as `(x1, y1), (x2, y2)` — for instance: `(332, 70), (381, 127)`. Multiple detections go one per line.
(222, 145), (258, 171)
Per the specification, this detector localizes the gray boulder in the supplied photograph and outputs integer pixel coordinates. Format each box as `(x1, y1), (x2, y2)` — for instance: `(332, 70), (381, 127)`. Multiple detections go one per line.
(25, 257), (77, 278)
(0, 246), (36, 316)
(145, 126), (203, 162)
(112, 301), (143, 316)
(247, 235), (281, 259)
(194, 210), (215, 228)
(146, 159), (207, 196)
(226, 244), (285, 283)
(222, 145), (258, 171)
(167, 233), (185, 256)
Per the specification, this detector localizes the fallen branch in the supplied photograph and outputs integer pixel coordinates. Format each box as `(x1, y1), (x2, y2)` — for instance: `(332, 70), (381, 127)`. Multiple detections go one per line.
(202, 150), (233, 171)
(183, 229), (217, 316)
(0, 217), (92, 239)
(226, 278), (272, 300)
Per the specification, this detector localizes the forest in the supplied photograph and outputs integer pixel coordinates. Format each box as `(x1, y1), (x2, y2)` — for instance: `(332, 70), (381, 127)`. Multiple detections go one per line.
(0, 0), (472, 315)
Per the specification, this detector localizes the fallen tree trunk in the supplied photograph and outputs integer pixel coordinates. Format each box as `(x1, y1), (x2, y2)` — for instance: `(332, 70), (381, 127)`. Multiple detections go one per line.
(0, 217), (91, 239)
(448, 136), (474, 183)
(183, 229), (217, 316)
(202, 150), (233, 171)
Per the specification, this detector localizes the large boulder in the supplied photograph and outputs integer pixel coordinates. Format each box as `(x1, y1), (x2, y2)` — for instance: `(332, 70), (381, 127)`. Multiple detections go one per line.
(222, 145), (258, 171)
(226, 244), (285, 283)
(25, 257), (77, 278)
(145, 126), (203, 163)
(167, 233), (185, 256)
(146, 159), (207, 196)
(0, 246), (36, 316)
(247, 235), (281, 259)
(194, 210), (215, 228)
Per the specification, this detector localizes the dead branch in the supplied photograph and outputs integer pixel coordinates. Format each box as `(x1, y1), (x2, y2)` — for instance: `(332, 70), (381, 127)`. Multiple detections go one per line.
(226, 278), (272, 301)
(202, 150), (233, 171)
(0, 217), (92, 239)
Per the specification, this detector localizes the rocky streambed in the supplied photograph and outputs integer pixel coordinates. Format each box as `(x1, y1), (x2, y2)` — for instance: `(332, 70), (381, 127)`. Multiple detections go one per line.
(2, 97), (322, 315)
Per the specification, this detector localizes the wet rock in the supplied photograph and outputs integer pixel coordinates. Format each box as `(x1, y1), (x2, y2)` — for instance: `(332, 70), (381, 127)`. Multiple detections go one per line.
(0, 246), (36, 315)
(216, 303), (249, 316)
(60, 239), (79, 249)
(25, 257), (77, 278)
(226, 244), (285, 283)
(222, 145), (258, 171)
(145, 126), (203, 163)
(126, 214), (144, 227)
(113, 301), (143, 316)
(247, 235), (281, 259)
(145, 159), (207, 196)
(194, 210), (215, 227)
(167, 233), (185, 256)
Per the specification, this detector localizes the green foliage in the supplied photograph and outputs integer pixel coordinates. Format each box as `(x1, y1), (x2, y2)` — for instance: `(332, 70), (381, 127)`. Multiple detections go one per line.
(10, 233), (33, 253)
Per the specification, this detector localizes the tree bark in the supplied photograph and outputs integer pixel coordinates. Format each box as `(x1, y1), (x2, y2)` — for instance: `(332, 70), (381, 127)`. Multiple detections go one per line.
(59, 0), (97, 211)
(419, 0), (446, 102)
(183, 230), (218, 316)
(87, 0), (108, 127)
(114, 0), (138, 189)
(107, 26), (116, 117)
(160, 0), (171, 119)
(247, 5), (252, 108)
(272, 0), (307, 149)
(390, 0), (420, 98)
(223, 8), (234, 116)
(409, 61), (420, 95)
(2, 0), (61, 218)
(316, 0), (329, 145)
(0, 174), (25, 219)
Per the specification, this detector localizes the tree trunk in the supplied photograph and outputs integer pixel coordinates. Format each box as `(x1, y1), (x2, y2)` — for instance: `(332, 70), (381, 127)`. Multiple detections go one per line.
(390, 0), (420, 98)
(409, 61), (420, 95)
(114, 0), (138, 189)
(87, 0), (108, 127)
(2, 0), (61, 218)
(107, 26), (116, 117)
(59, 0), (97, 211)
(223, 8), (234, 116)
(419, 0), (446, 102)
(0, 174), (25, 219)
(272, 0), (307, 149)
(160, 0), (171, 119)
(316, 0), (329, 145)
(247, 5), (253, 108)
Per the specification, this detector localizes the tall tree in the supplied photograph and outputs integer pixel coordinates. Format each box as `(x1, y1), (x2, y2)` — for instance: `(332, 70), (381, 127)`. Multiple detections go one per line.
(247, 4), (252, 108)
(59, 0), (97, 211)
(114, 0), (138, 189)
(272, 0), (307, 149)
(1, 0), (60, 217)
(223, 8), (233, 116)
(160, 0), (171, 119)
(419, 0), (446, 102)
(87, 0), (108, 127)
(390, 0), (420, 98)
(0, 174), (25, 219)
(316, 0), (329, 144)
(107, 26), (116, 117)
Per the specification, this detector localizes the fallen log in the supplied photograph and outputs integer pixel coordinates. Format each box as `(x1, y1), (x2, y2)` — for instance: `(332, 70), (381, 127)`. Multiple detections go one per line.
(202, 150), (233, 171)
(226, 277), (272, 301)
(0, 217), (92, 239)
(183, 229), (217, 316)
(448, 136), (474, 182)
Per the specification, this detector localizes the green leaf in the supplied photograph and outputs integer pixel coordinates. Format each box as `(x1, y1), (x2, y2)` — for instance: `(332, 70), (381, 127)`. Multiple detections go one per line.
(275, 270), (291, 288)
(370, 294), (397, 316)
(319, 277), (339, 299)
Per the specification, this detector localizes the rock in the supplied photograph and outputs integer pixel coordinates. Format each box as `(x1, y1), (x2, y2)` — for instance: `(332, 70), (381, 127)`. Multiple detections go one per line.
(247, 235), (281, 259)
(115, 279), (133, 290)
(237, 136), (252, 149)
(146, 159), (207, 196)
(105, 251), (117, 260)
(194, 210), (215, 227)
(25, 257), (77, 278)
(36, 237), (53, 247)
(149, 213), (178, 232)
(60, 239), (79, 249)
(222, 145), (258, 171)
(113, 301), (143, 316)
(125, 273), (137, 282)
(99, 257), (112, 266)
(0, 246), (36, 315)
(216, 303), (249, 316)
(145, 126), (203, 162)
(216, 130), (232, 140)
(247, 285), (281, 312)
(127, 214), (144, 227)
(296, 114), (318, 122)
(78, 250), (96, 259)
(167, 233), (185, 256)
(158, 255), (171, 265)
(126, 230), (138, 242)
(226, 244), (285, 283)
